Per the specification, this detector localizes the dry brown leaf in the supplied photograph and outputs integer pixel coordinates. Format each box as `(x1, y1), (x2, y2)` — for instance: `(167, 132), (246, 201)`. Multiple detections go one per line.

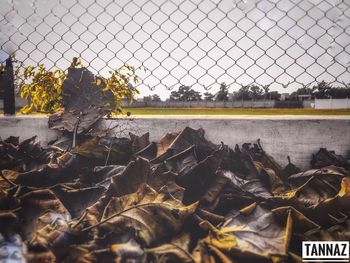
(199, 204), (292, 262)
(146, 233), (195, 263)
(98, 184), (198, 246)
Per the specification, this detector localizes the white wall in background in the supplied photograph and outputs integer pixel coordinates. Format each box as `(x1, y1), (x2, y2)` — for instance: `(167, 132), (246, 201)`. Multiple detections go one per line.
(315, 98), (350, 109)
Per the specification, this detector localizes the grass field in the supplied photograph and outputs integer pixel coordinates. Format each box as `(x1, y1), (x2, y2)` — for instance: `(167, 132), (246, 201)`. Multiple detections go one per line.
(2, 108), (349, 116)
(125, 107), (350, 115)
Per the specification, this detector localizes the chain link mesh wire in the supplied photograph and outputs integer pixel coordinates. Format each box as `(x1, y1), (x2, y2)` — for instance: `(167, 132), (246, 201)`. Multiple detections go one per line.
(0, 0), (349, 95)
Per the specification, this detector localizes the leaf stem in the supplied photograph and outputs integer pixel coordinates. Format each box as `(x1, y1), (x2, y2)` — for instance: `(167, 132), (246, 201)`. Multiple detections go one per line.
(82, 202), (172, 232)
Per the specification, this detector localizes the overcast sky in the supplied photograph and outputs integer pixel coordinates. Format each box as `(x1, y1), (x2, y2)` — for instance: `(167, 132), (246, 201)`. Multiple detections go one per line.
(0, 0), (349, 99)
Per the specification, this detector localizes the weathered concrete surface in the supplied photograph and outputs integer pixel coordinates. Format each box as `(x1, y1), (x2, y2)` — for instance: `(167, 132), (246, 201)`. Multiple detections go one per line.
(0, 115), (61, 145)
(0, 115), (349, 169)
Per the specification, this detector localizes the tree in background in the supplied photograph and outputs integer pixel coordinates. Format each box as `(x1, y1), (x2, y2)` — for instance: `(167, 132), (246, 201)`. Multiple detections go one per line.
(288, 81), (350, 100)
(267, 91), (281, 100)
(335, 83), (350, 98)
(232, 84), (280, 100)
(143, 94), (161, 102)
(249, 85), (263, 100)
(312, 81), (333, 99)
(151, 94), (161, 101)
(169, 85), (202, 101)
(262, 84), (270, 100)
(203, 92), (215, 101)
(232, 85), (251, 100)
(311, 81), (350, 99)
(289, 85), (313, 100)
(215, 82), (229, 101)
(169, 89), (180, 101)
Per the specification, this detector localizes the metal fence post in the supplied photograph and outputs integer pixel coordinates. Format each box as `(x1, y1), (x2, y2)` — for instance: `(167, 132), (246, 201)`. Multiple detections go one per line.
(4, 57), (15, 115)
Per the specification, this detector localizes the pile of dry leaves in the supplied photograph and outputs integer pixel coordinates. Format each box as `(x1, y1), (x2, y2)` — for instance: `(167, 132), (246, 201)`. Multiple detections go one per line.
(1, 67), (349, 262)
(0, 126), (349, 263)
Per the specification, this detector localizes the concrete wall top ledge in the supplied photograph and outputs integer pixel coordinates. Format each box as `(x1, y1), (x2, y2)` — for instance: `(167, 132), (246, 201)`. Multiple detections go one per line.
(1, 115), (349, 120)
(120, 115), (350, 120)
(0, 115), (349, 170)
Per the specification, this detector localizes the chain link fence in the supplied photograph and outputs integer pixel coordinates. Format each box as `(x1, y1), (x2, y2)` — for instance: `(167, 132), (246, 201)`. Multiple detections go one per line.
(0, 0), (349, 96)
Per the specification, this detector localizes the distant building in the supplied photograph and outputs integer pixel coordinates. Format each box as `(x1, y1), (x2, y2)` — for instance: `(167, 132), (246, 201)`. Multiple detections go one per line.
(297, 94), (312, 101)
(143, 96), (151, 102)
(280, 93), (290, 101)
(228, 93), (235, 101)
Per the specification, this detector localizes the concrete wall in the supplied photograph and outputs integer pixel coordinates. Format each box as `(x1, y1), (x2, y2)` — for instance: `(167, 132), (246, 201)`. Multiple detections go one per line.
(315, 98), (350, 109)
(0, 116), (349, 170)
